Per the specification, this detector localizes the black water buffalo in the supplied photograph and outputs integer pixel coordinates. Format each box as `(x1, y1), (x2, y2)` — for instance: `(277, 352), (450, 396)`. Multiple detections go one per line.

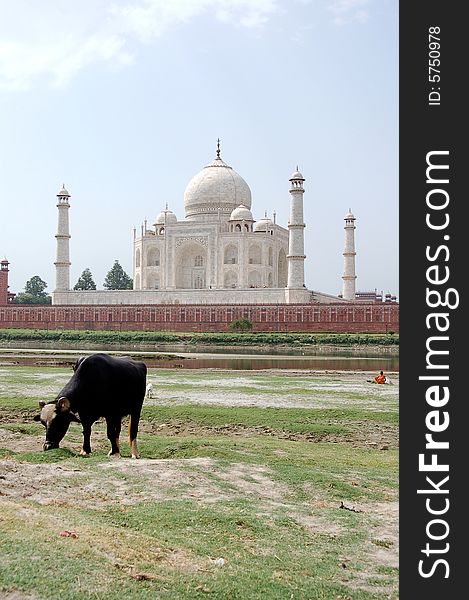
(34, 353), (147, 458)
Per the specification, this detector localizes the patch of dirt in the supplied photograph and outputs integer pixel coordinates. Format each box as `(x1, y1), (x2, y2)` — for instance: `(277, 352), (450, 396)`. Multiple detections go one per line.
(210, 462), (290, 503)
(365, 501), (399, 569)
(0, 428), (44, 453)
(0, 416), (397, 452)
(141, 371), (399, 411)
(0, 407), (397, 450)
(140, 420), (398, 449)
(293, 512), (344, 536)
(330, 500), (399, 599)
(0, 424), (105, 455)
(0, 408), (38, 425)
(337, 500), (398, 598)
(0, 457), (292, 512)
(0, 457), (361, 541)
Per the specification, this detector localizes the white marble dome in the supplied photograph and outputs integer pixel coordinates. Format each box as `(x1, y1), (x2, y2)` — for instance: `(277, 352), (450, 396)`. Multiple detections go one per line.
(253, 217), (273, 232)
(230, 203), (253, 221)
(154, 209), (177, 225)
(184, 155), (252, 222)
(290, 169), (304, 180)
(57, 185), (70, 197)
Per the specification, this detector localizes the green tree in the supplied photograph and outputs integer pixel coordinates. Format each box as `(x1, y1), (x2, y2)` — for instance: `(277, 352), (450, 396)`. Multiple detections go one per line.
(74, 268), (96, 290)
(14, 276), (52, 304)
(25, 276), (48, 297)
(229, 317), (253, 332)
(103, 260), (133, 290)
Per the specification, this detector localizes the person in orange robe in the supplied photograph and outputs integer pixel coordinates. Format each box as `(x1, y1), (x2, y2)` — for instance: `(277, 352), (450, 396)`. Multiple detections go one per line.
(374, 370), (386, 384)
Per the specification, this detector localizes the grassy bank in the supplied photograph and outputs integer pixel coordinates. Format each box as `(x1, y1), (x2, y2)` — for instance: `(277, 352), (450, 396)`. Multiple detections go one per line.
(0, 328), (399, 347)
(0, 366), (398, 599)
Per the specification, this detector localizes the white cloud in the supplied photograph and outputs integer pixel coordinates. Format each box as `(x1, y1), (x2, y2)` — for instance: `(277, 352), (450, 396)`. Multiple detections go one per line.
(214, 0), (278, 29)
(0, 0), (279, 91)
(328, 0), (370, 25)
(0, 34), (133, 91)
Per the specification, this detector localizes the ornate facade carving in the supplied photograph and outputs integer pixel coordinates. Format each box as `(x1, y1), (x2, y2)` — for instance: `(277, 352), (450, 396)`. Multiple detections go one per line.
(175, 236), (209, 248)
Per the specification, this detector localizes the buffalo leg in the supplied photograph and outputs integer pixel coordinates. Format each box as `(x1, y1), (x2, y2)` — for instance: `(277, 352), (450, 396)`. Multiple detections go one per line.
(106, 416), (121, 457)
(129, 406), (142, 459)
(80, 423), (92, 456)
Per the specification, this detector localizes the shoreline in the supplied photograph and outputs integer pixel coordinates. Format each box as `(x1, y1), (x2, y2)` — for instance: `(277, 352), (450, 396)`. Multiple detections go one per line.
(0, 339), (399, 356)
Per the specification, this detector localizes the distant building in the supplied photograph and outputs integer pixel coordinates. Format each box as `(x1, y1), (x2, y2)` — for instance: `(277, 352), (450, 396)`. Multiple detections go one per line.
(0, 259), (15, 305)
(341, 209), (357, 300)
(350, 290), (398, 303)
(52, 143), (352, 306)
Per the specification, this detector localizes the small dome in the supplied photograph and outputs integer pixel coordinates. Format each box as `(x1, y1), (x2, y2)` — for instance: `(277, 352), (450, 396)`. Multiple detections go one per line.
(154, 209), (177, 225)
(253, 217), (273, 232)
(230, 203), (253, 221)
(57, 185), (70, 197)
(345, 208), (355, 219)
(290, 169), (304, 181)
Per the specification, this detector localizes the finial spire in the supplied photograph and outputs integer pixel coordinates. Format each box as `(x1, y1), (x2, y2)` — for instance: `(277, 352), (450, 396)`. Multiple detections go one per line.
(165, 202), (168, 210)
(296, 165), (298, 172)
(216, 138), (221, 158)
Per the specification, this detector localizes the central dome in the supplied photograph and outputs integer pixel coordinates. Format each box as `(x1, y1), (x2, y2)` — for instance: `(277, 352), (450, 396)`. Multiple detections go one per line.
(184, 154), (252, 222)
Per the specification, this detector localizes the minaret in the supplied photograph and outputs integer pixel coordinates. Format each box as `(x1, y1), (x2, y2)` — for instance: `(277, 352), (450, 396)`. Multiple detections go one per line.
(54, 185), (71, 292)
(342, 209), (357, 301)
(287, 168), (306, 290)
(0, 259), (10, 306)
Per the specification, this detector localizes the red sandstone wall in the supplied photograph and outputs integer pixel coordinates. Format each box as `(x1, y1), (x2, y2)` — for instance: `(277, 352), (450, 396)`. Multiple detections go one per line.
(0, 270), (8, 306)
(0, 303), (399, 333)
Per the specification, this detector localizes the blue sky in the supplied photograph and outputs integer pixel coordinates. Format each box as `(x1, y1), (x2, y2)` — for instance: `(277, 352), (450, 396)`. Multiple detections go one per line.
(0, 0), (398, 298)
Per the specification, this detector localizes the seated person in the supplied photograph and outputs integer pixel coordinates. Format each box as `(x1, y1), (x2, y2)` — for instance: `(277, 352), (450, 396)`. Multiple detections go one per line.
(374, 370), (386, 384)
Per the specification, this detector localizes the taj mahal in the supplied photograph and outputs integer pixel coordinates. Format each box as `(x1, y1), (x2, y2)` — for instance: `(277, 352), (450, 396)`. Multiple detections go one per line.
(52, 142), (357, 306)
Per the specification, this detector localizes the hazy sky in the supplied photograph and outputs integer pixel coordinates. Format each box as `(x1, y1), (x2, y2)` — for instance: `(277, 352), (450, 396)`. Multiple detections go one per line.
(0, 0), (398, 298)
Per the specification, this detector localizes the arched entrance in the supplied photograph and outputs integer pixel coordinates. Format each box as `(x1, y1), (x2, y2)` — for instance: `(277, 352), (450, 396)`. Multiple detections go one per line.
(278, 249), (287, 287)
(176, 243), (207, 289)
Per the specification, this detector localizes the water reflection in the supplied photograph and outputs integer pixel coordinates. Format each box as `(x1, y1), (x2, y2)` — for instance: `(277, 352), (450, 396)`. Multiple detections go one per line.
(159, 344), (398, 359)
(145, 355), (399, 371)
(1, 340), (399, 371)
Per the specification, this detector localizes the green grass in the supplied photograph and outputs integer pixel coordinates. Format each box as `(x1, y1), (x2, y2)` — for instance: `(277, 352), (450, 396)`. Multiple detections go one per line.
(1, 497), (395, 599)
(0, 327), (399, 346)
(142, 404), (398, 428)
(0, 365), (398, 599)
(0, 436), (398, 599)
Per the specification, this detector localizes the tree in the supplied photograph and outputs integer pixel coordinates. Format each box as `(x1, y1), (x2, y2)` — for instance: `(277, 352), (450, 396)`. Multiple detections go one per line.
(103, 260), (133, 290)
(14, 276), (52, 304)
(74, 268), (96, 290)
(229, 317), (253, 332)
(25, 276), (48, 297)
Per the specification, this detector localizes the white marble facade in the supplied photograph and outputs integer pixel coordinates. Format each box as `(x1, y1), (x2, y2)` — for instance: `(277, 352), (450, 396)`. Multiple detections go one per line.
(133, 147), (304, 298)
(53, 144), (351, 305)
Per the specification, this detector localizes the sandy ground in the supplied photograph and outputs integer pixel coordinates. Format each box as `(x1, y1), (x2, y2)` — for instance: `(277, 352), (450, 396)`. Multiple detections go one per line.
(145, 370), (399, 411)
(0, 367), (399, 411)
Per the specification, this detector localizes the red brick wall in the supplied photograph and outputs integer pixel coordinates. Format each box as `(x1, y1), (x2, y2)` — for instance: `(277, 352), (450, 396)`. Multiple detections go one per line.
(0, 268), (8, 306)
(0, 303), (399, 333)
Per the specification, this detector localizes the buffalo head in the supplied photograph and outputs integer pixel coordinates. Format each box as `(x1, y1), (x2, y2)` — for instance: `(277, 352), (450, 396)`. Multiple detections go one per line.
(34, 397), (80, 451)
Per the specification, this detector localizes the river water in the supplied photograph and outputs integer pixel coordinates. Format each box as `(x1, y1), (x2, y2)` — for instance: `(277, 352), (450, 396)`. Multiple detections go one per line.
(0, 341), (399, 371)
